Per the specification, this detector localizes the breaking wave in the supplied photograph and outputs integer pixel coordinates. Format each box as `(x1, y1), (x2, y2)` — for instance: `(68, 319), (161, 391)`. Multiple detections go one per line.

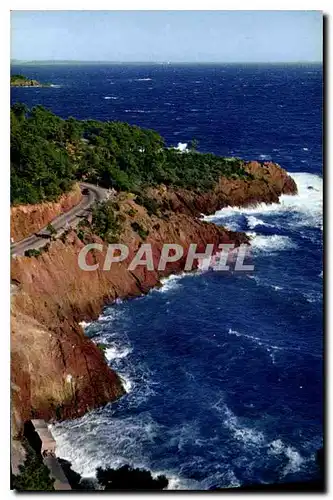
(155, 273), (186, 293)
(246, 215), (273, 229)
(249, 234), (297, 253)
(203, 172), (322, 231)
(105, 345), (132, 361)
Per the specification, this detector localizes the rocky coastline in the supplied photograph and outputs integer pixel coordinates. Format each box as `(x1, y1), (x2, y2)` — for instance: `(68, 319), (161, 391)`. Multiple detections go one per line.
(11, 160), (297, 439)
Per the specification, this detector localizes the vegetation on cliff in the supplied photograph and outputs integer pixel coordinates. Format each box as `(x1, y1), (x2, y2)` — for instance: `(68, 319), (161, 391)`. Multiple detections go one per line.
(11, 104), (251, 205)
(96, 465), (168, 490)
(90, 200), (123, 243)
(11, 105), (76, 204)
(11, 440), (55, 491)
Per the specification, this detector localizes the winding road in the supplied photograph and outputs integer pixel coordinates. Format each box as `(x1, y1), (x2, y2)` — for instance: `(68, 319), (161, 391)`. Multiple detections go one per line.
(11, 183), (109, 256)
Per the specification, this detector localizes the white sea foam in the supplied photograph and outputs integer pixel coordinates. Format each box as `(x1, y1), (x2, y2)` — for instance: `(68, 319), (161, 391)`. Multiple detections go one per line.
(156, 273), (186, 293)
(135, 78), (152, 81)
(105, 345), (132, 361)
(98, 313), (118, 323)
(215, 402), (266, 447)
(268, 439), (305, 476)
(203, 172), (323, 231)
(97, 305), (124, 323)
(51, 412), (164, 478)
(104, 96), (118, 100)
(227, 328), (284, 365)
(119, 373), (133, 393)
(51, 385), (204, 489)
(204, 171), (322, 255)
(246, 215), (272, 229)
(213, 403), (306, 477)
(166, 475), (198, 490)
(79, 320), (91, 329)
(249, 234), (297, 253)
(228, 328), (264, 346)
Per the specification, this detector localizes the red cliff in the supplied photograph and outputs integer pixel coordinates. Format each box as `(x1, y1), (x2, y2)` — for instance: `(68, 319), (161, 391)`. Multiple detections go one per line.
(10, 162), (297, 436)
(11, 184), (82, 242)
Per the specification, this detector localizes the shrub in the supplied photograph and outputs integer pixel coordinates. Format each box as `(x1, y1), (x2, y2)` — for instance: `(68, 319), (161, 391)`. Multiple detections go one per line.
(46, 223), (57, 236)
(127, 207), (137, 217)
(135, 194), (159, 216)
(24, 248), (42, 258)
(76, 229), (86, 242)
(60, 229), (71, 243)
(131, 222), (149, 240)
(12, 440), (55, 491)
(77, 217), (90, 228)
(96, 465), (168, 490)
(91, 201), (122, 243)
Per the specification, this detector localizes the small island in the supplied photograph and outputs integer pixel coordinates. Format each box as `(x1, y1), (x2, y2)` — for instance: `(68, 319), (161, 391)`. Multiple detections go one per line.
(10, 74), (51, 87)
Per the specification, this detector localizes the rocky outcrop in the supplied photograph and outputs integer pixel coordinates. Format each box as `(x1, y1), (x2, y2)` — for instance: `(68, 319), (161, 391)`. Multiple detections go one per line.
(11, 184), (82, 242)
(10, 161), (297, 436)
(11, 75), (50, 87)
(147, 161), (297, 216)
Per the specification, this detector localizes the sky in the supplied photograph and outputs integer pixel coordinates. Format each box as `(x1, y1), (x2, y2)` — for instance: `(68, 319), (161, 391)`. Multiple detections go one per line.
(11, 10), (323, 63)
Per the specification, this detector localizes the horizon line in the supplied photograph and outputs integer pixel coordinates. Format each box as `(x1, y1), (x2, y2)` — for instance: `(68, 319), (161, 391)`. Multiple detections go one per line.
(11, 59), (322, 64)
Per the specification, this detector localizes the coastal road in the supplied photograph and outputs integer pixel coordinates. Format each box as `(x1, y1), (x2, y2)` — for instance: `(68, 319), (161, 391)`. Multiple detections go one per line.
(11, 183), (109, 256)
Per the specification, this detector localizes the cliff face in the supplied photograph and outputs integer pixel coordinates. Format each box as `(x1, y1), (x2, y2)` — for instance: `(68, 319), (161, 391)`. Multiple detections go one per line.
(10, 162), (297, 436)
(11, 216), (247, 436)
(147, 161), (297, 216)
(11, 184), (82, 242)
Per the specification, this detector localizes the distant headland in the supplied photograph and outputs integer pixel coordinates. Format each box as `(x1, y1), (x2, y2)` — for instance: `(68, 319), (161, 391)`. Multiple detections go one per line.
(10, 74), (51, 87)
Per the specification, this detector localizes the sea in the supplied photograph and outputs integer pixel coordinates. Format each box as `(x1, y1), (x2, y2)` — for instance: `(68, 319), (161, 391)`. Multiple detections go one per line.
(11, 63), (323, 489)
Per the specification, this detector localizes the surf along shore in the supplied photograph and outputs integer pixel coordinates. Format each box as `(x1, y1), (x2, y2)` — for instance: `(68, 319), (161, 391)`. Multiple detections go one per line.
(11, 159), (296, 435)
(10, 107), (297, 485)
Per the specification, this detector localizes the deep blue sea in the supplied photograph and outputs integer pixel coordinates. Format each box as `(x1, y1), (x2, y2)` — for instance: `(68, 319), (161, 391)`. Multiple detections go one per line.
(11, 64), (323, 489)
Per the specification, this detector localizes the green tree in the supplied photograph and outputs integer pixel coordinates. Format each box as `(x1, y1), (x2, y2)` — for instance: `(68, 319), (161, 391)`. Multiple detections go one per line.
(12, 441), (55, 491)
(11, 104), (249, 206)
(189, 139), (198, 151)
(91, 201), (121, 243)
